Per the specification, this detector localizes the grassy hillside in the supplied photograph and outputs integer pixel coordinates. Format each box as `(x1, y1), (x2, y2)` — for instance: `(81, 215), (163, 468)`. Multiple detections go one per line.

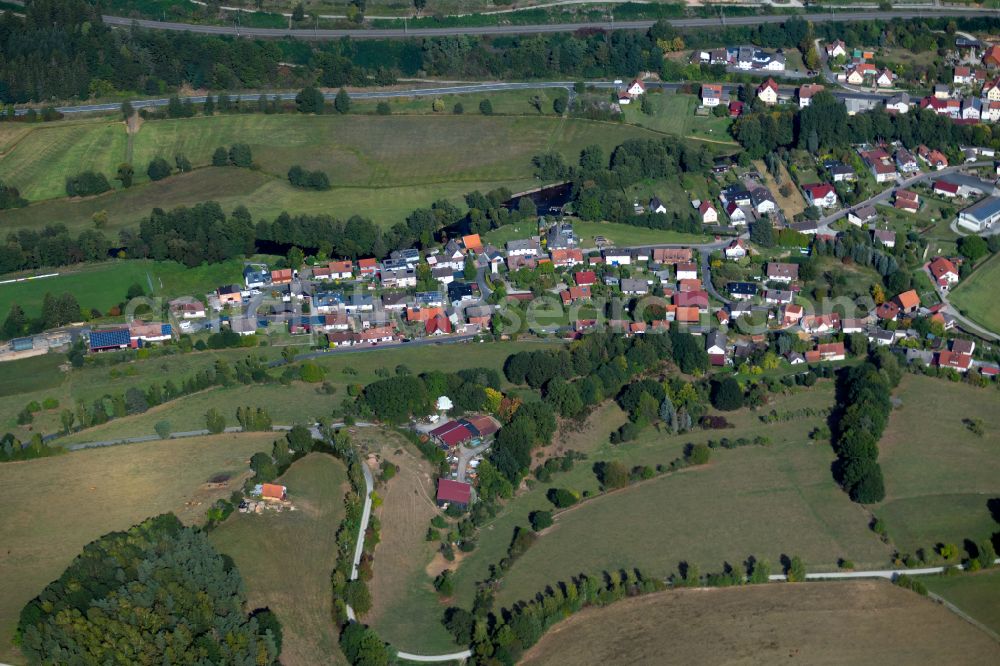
(0, 432), (278, 664)
(210, 453), (350, 666)
(874, 374), (1000, 556)
(924, 570), (1000, 637)
(950, 252), (1000, 335)
(0, 113), (655, 232)
(520, 581), (1000, 665)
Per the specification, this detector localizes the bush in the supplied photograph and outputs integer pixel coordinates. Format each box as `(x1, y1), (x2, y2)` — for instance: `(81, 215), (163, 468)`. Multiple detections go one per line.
(376, 101), (391, 115)
(479, 99), (493, 115)
(710, 377), (744, 411)
(546, 487), (579, 508)
(684, 443), (711, 465)
(65, 171), (111, 197)
(154, 420), (171, 439)
(147, 157), (172, 181)
(529, 510), (553, 531)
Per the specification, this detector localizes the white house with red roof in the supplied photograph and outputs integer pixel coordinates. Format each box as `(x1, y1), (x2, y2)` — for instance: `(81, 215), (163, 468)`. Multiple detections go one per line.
(933, 180), (960, 198)
(757, 78), (779, 105)
(928, 257), (959, 288)
(725, 238), (748, 259)
(626, 79), (646, 98)
(698, 200), (718, 224)
(801, 183), (838, 208)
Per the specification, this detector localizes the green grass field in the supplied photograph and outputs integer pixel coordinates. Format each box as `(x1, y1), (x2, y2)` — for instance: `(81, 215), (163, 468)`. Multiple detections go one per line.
(875, 375), (1000, 557)
(449, 382), (892, 606)
(0, 259), (245, 319)
(0, 353), (65, 397)
(622, 93), (735, 145)
(210, 453), (350, 666)
(950, 251), (1000, 334)
(0, 432), (278, 664)
(924, 570), (1000, 636)
(483, 218), (709, 249)
(0, 114), (655, 235)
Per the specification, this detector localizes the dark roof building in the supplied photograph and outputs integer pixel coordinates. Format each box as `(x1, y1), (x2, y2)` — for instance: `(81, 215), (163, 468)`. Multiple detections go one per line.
(89, 328), (131, 352)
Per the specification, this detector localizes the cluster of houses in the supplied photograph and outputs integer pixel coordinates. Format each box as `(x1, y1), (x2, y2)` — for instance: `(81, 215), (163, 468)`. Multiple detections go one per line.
(825, 41), (896, 89)
(693, 45), (787, 72)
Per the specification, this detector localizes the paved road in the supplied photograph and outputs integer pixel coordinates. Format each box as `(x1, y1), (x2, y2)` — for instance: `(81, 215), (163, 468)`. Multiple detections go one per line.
(816, 161), (994, 234)
(28, 77), (893, 116)
(100, 9), (1000, 40)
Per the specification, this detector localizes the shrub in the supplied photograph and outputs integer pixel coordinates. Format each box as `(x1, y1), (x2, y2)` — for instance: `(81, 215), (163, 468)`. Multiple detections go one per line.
(684, 443), (711, 466)
(529, 510), (553, 531)
(546, 487), (579, 508)
(154, 420), (171, 439)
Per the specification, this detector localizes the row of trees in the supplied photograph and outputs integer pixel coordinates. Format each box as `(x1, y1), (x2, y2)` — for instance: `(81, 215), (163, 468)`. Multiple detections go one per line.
(831, 352), (901, 503)
(287, 165), (331, 191)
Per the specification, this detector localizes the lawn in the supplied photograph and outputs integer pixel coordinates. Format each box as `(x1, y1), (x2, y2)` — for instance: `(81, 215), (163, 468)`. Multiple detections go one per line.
(622, 93), (735, 145)
(483, 218), (710, 249)
(351, 88), (567, 117)
(37, 340), (554, 442)
(950, 251), (1000, 334)
(0, 114), (655, 234)
(210, 453), (350, 666)
(352, 429), (460, 653)
(520, 581), (1000, 665)
(449, 382), (893, 606)
(874, 374), (1000, 557)
(0, 432), (278, 664)
(924, 570), (1000, 637)
(0, 353), (65, 397)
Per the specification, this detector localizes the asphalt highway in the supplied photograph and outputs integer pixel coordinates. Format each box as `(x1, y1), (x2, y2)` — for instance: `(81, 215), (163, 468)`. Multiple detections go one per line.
(101, 9), (1000, 40)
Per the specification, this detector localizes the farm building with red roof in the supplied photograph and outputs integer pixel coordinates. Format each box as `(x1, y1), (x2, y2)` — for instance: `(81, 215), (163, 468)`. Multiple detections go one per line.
(437, 479), (472, 507)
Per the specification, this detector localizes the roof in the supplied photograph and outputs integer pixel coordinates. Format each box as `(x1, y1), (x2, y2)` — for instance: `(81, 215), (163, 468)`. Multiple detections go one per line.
(802, 183), (835, 199)
(799, 83), (824, 98)
(952, 339), (975, 355)
(675, 306), (700, 323)
(933, 180), (960, 194)
(896, 289), (920, 310)
(727, 281), (758, 295)
(425, 315), (452, 335)
(261, 483), (286, 500)
(464, 414), (500, 438)
(937, 350), (972, 370)
(766, 262), (799, 280)
(462, 234), (483, 253)
(929, 257), (958, 279)
(437, 479), (472, 504)
(358, 258), (378, 270)
(90, 328), (130, 349)
(575, 270), (597, 285)
(758, 78), (779, 93)
(960, 196), (1000, 223)
(873, 229), (896, 244)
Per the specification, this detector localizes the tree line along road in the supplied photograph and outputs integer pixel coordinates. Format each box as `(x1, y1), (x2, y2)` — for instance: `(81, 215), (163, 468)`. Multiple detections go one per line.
(98, 9), (1000, 40)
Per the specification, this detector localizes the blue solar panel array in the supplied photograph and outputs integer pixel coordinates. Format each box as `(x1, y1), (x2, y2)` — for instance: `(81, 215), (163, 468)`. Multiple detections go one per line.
(89, 328), (130, 349)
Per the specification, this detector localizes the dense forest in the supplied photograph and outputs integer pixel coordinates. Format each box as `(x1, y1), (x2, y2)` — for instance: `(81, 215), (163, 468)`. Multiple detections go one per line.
(6, 2), (1000, 103)
(17, 513), (282, 664)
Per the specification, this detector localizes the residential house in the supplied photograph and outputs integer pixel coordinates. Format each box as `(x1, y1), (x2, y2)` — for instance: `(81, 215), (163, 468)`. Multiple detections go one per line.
(675, 262), (699, 281)
(885, 92), (911, 114)
(798, 84), (825, 109)
(345, 294), (375, 314)
(782, 303), (804, 327)
(169, 298), (206, 319)
(727, 282), (758, 300)
(425, 314), (452, 336)
(461, 234), (484, 255)
(381, 267), (417, 289)
(407, 306), (445, 324)
(356, 325), (397, 344)
(550, 248), (584, 268)
(958, 196), (1000, 233)
(677, 278), (702, 293)
(243, 265), (269, 289)
(896, 289), (921, 314)
(757, 78), (779, 105)
(432, 266), (456, 285)
(560, 285), (591, 304)
(507, 238), (541, 257)
(826, 161), (857, 182)
(873, 229), (896, 248)
(786, 351), (806, 365)
(895, 148), (919, 173)
(705, 329), (727, 356)
(230, 317), (258, 337)
(725, 238), (748, 259)
(847, 205), (878, 226)
(917, 145), (948, 169)
(698, 200), (718, 224)
(954, 66), (974, 85)
(750, 188), (777, 216)
(720, 185), (752, 208)
(312, 291), (345, 313)
(983, 44), (1000, 68)
(626, 79), (646, 98)
(701, 83), (723, 107)
(876, 69), (895, 88)
(357, 258), (378, 277)
(129, 321), (172, 346)
(271, 268), (293, 285)
(801, 183), (838, 209)
(936, 350), (972, 373)
(416, 291), (444, 307)
(725, 201), (747, 225)
(621, 278), (649, 296)
(876, 301), (901, 321)
(929, 257), (959, 288)
(441, 239), (466, 270)
(826, 40), (847, 58)
(448, 282), (475, 305)
(933, 180), (960, 198)
(842, 318), (867, 334)
(729, 100), (744, 118)
(575, 270), (597, 286)
(546, 223), (578, 249)
(983, 77), (1000, 101)
(674, 306), (701, 324)
(962, 97), (983, 121)
(603, 249), (631, 266)
(984, 100), (1000, 123)
(895, 189), (920, 213)
(934, 83), (951, 99)
(815, 341), (846, 362)
(674, 290), (709, 312)
(801, 313), (841, 334)
(860, 149), (898, 183)
(952, 338), (976, 356)
(653, 248), (692, 265)
(217, 285), (243, 307)
(766, 262), (799, 283)
(314, 260), (353, 280)
(764, 289), (793, 305)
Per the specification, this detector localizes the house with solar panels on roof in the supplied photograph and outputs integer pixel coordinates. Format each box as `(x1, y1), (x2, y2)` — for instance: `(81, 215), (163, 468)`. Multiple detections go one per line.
(88, 327), (131, 352)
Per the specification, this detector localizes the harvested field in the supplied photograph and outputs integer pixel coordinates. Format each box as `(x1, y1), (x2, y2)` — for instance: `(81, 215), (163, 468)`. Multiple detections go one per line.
(521, 581), (1000, 665)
